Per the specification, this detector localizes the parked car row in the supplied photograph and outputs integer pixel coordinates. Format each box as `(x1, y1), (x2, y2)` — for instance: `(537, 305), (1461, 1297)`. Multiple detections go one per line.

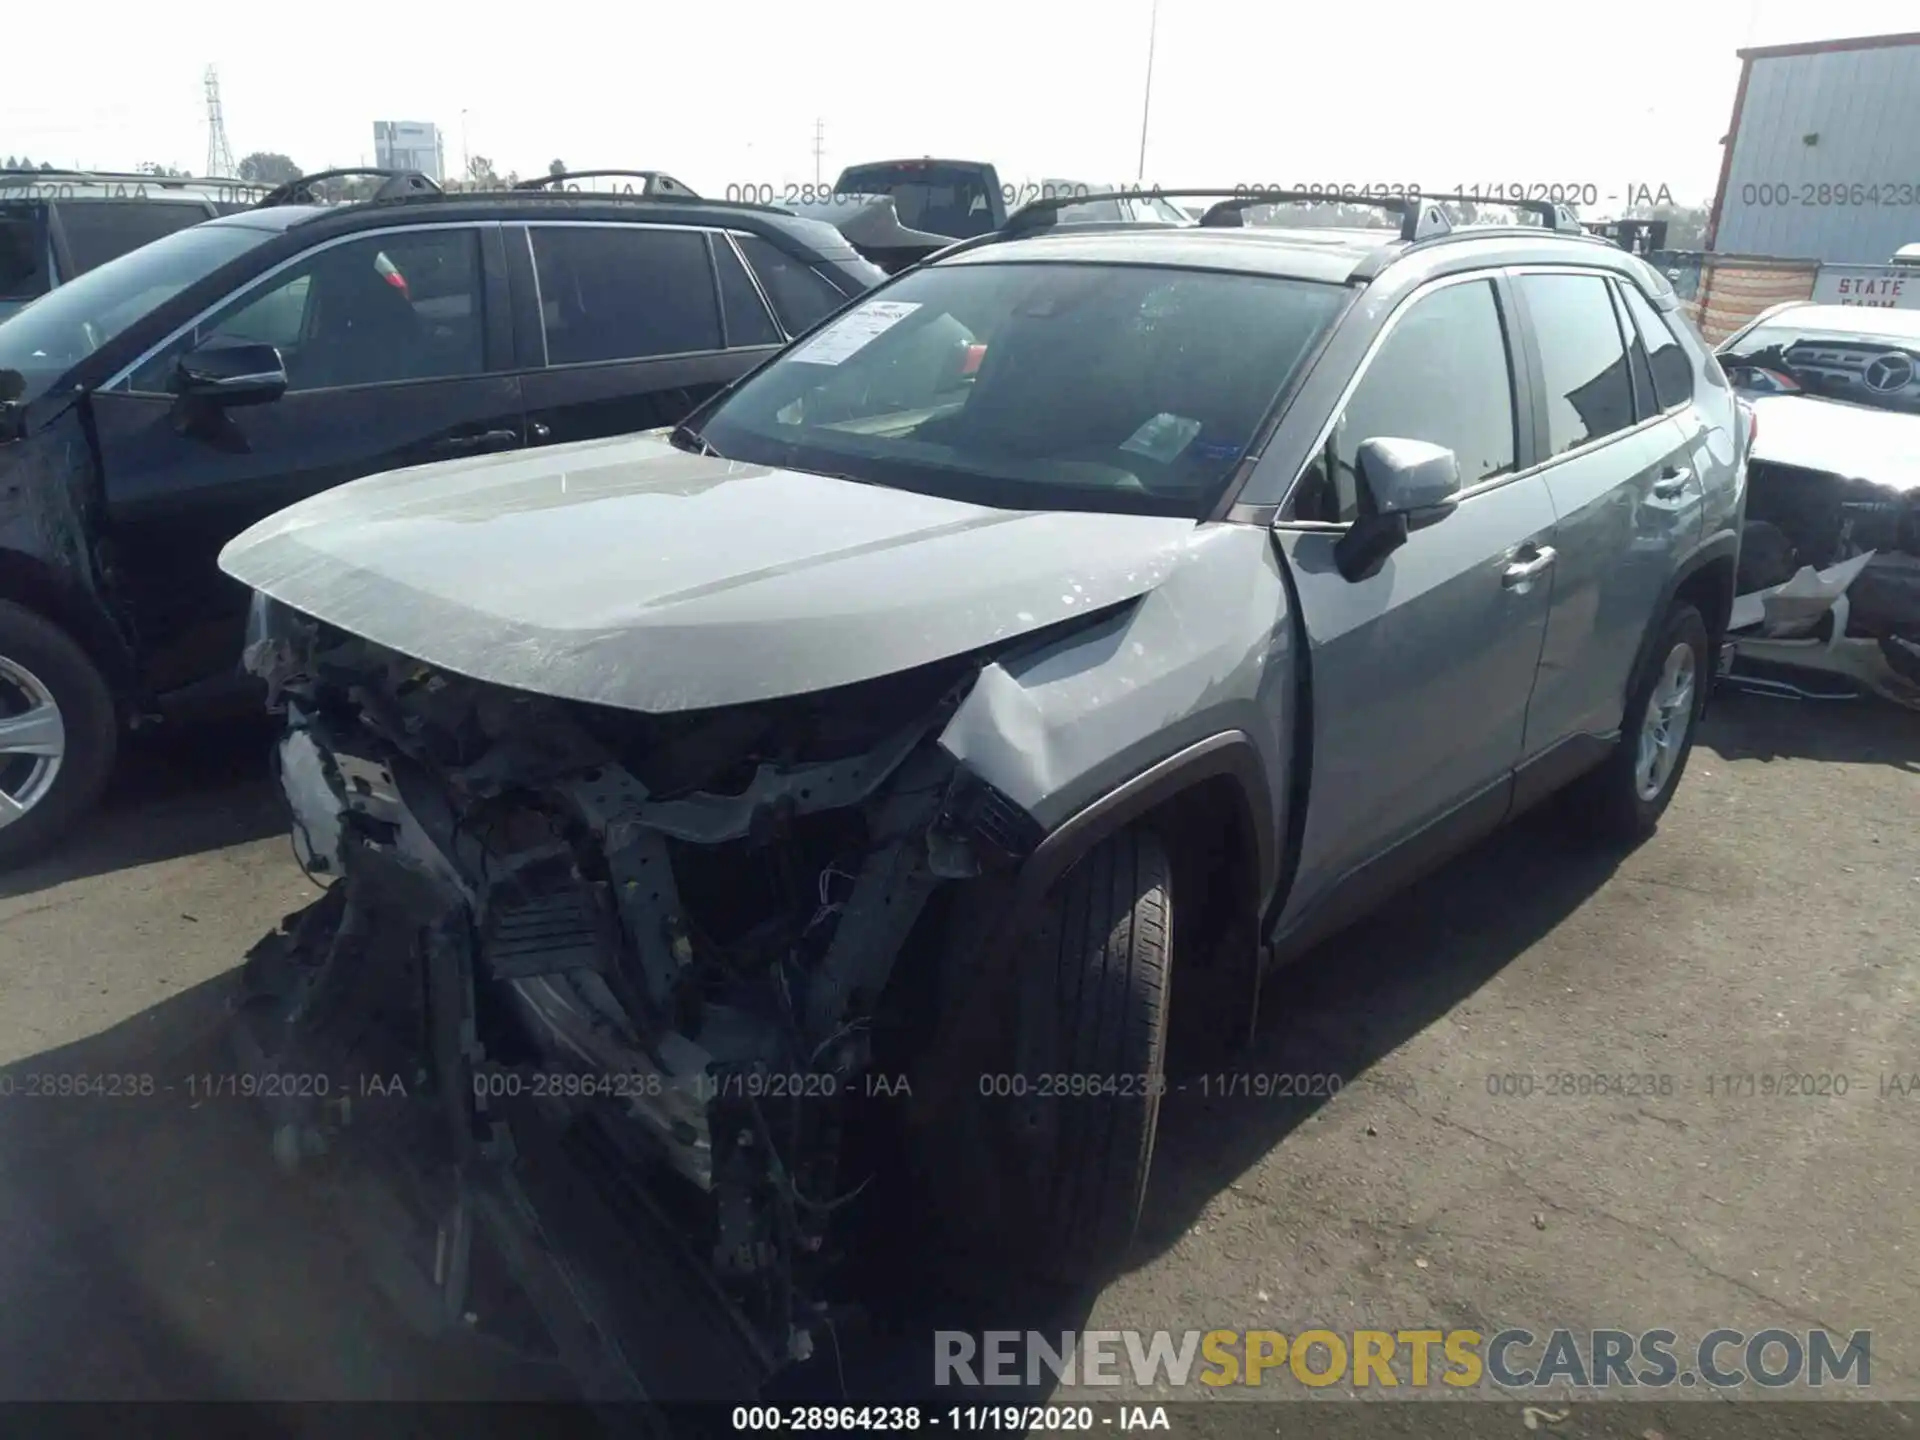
(0, 167), (889, 861)
(0, 169), (270, 323)
(203, 186), (1747, 1401)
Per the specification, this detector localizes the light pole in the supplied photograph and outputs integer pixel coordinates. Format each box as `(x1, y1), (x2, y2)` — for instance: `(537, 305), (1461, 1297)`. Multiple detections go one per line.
(460, 109), (470, 183)
(1135, 0), (1158, 182)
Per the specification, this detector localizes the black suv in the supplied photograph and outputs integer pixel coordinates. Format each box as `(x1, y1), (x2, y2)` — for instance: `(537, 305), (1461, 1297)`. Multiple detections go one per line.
(0, 169), (884, 863)
(0, 169), (270, 323)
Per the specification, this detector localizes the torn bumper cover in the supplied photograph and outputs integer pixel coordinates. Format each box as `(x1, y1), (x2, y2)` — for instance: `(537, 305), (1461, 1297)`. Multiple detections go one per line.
(1729, 458), (1920, 708)
(235, 598), (1046, 1397)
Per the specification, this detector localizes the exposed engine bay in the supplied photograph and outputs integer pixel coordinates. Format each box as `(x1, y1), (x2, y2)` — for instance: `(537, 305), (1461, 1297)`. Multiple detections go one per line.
(236, 599), (1046, 1392)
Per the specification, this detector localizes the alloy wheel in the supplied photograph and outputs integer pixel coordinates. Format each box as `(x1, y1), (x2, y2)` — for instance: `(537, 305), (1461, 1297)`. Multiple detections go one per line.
(1634, 641), (1696, 802)
(0, 655), (67, 828)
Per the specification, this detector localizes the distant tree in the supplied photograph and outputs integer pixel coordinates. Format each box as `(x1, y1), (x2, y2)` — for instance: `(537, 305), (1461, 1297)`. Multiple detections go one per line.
(549, 158), (566, 177)
(504, 170), (521, 187)
(1626, 200), (1709, 251)
(136, 161), (190, 177)
(466, 154), (501, 189)
(237, 151), (302, 186)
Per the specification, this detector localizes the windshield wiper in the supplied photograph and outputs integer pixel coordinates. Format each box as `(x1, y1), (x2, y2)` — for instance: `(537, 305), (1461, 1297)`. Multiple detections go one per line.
(668, 421), (722, 459)
(1722, 342), (1792, 371)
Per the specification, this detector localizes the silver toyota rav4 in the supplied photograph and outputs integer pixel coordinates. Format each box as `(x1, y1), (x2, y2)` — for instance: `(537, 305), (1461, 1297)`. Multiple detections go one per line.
(218, 190), (1746, 1398)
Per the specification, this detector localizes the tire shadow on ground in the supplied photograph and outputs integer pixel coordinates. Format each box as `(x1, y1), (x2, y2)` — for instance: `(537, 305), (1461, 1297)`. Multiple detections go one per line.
(0, 717), (287, 903)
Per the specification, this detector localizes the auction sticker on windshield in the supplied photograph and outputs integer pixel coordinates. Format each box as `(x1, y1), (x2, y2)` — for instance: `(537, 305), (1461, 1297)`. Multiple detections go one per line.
(790, 300), (922, 366)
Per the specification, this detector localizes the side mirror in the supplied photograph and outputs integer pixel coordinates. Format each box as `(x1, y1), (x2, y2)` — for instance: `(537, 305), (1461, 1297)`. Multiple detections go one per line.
(1333, 437), (1462, 583)
(172, 341), (288, 407)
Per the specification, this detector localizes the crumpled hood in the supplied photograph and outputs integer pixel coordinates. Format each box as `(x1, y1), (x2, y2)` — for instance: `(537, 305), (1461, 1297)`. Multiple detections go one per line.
(218, 431), (1210, 713)
(1749, 394), (1920, 492)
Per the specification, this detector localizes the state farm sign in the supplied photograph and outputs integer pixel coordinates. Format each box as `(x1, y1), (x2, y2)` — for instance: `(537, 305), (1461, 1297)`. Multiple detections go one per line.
(1810, 265), (1917, 310)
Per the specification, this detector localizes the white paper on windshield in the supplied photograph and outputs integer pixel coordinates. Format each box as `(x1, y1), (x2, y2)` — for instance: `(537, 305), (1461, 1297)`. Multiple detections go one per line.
(1120, 413), (1202, 464)
(789, 300), (922, 366)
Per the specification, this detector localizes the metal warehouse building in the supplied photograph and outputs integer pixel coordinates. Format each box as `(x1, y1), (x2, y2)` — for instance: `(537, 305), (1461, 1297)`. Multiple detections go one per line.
(1707, 30), (1920, 265)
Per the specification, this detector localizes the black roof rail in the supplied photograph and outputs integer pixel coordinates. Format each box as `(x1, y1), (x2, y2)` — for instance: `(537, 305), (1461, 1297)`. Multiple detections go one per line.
(1002, 187), (1585, 244)
(516, 169), (699, 197)
(255, 168), (441, 208)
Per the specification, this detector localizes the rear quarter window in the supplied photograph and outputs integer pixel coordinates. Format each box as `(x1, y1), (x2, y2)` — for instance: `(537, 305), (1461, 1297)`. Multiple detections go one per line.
(735, 235), (852, 335)
(1616, 281), (1694, 410)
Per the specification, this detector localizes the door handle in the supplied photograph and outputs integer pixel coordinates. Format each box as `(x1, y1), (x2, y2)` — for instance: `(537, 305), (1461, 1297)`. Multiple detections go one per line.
(1502, 546), (1557, 586)
(431, 428), (521, 455)
(1652, 466), (1692, 499)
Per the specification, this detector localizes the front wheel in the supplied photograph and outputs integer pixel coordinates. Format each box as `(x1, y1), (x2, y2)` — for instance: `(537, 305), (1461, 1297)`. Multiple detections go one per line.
(913, 825), (1173, 1287)
(1564, 601), (1709, 844)
(0, 602), (119, 870)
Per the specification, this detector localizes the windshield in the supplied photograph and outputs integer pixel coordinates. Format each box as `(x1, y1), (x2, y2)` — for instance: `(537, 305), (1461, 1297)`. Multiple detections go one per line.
(0, 220), (272, 403)
(1722, 320), (1920, 416)
(836, 164), (999, 239)
(693, 260), (1346, 518)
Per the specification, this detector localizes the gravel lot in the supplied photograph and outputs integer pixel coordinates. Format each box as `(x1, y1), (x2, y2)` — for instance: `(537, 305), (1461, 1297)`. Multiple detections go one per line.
(0, 698), (1914, 1429)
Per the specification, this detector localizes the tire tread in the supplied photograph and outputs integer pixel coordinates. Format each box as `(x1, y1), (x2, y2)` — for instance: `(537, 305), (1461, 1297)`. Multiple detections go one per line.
(1035, 827), (1172, 1280)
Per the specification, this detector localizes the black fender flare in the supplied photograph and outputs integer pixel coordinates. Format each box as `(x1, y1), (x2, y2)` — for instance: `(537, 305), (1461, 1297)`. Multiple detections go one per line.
(914, 731), (1277, 1114)
(0, 545), (137, 697)
(1011, 729), (1277, 926)
(1626, 527), (1740, 717)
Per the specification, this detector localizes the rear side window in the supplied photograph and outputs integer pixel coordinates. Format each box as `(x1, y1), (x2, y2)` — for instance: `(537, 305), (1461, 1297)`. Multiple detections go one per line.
(1516, 273), (1637, 455)
(735, 235), (848, 335)
(56, 200), (210, 275)
(1293, 278), (1516, 524)
(530, 226), (721, 365)
(712, 236), (781, 347)
(1617, 281), (1692, 411)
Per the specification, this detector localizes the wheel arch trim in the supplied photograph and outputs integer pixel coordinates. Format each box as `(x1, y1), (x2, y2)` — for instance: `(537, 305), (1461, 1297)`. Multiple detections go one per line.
(0, 547), (136, 697)
(1011, 730), (1277, 920)
(1629, 528), (1739, 718)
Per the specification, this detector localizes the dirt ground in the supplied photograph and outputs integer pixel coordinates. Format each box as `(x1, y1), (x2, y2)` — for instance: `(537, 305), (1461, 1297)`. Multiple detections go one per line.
(0, 697), (1914, 1432)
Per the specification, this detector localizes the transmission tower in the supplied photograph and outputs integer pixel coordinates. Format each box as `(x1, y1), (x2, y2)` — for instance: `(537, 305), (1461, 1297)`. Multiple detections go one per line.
(204, 66), (236, 178)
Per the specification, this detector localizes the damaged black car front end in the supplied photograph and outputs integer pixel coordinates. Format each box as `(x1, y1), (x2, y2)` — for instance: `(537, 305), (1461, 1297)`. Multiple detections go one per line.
(235, 594), (1047, 1399)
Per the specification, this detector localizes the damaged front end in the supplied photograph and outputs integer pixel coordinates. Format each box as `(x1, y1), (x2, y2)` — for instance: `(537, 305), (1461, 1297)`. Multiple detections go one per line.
(1730, 457), (1920, 707)
(236, 595), (1038, 1397)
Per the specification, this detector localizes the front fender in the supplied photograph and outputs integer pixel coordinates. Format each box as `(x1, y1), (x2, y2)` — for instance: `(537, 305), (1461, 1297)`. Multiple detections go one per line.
(935, 522), (1292, 912)
(0, 401), (135, 690)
